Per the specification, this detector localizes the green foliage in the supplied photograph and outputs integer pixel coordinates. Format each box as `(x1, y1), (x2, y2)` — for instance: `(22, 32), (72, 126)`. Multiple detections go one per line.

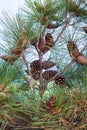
(0, 0), (87, 129)
(0, 62), (22, 85)
(66, 0), (87, 18)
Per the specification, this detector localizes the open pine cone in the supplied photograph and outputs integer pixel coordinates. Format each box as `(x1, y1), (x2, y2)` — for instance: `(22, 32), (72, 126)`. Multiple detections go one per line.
(42, 61), (56, 70)
(45, 33), (54, 47)
(26, 69), (40, 80)
(32, 71), (40, 80)
(42, 70), (57, 80)
(46, 96), (56, 112)
(54, 75), (66, 86)
(38, 37), (45, 51)
(30, 60), (41, 72)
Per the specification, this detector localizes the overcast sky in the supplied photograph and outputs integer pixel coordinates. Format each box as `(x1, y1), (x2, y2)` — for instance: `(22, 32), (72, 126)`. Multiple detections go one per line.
(0, 0), (24, 17)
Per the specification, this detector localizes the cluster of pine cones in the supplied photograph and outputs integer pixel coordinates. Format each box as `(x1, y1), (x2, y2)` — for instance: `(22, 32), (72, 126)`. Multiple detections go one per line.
(26, 59), (66, 86)
(0, 32), (27, 64)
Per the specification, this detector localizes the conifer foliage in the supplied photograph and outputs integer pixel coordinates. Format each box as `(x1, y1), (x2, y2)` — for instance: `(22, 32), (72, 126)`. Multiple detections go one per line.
(0, 0), (87, 129)
(0, 0), (87, 97)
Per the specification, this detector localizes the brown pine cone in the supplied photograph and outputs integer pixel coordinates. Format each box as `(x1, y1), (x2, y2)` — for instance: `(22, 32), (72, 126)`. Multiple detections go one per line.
(11, 48), (22, 55)
(18, 38), (27, 48)
(42, 70), (57, 80)
(26, 69), (40, 80)
(40, 16), (48, 25)
(54, 75), (66, 86)
(42, 61), (56, 69)
(76, 54), (87, 65)
(45, 33), (54, 47)
(46, 96), (56, 111)
(0, 55), (19, 64)
(42, 46), (50, 54)
(67, 41), (80, 59)
(47, 23), (58, 29)
(32, 71), (40, 80)
(38, 37), (45, 51)
(30, 60), (41, 72)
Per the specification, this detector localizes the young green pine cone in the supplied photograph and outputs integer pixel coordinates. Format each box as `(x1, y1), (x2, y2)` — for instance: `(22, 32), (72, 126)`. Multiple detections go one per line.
(0, 55), (19, 64)
(67, 41), (81, 59)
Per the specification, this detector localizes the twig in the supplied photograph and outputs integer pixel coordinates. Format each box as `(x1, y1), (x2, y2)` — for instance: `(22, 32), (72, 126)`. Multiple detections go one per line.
(21, 51), (32, 77)
(61, 59), (75, 75)
(38, 51), (45, 97)
(54, 13), (75, 43)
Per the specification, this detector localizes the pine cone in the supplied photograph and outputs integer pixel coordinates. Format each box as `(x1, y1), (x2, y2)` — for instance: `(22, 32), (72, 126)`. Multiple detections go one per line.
(83, 26), (87, 34)
(38, 37), (45, 51)
(11, 48), (22, 55)
(40, 16), (48, 25)
(26, 69), (40, 80)
(42, 46), (50, 54)
(76, 54), (87, 65)
(18, 38), (26, 49)
(42, 70), (57, 80)
(46, 96), (56, 111)
(0, 55), (18, 64)
(45, 33), (54, 47)
(47, 23), (58, 29)
(67, 41), (80, 59)
(42, 61), (56, 69)
(30, 60), (41, 72)
(32, 71), (40, 80)
(54, 75), (66, 86)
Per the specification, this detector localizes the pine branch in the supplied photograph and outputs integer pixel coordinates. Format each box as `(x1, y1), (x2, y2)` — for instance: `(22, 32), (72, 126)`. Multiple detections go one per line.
(55, 13), (75, 43)
(61, 44), (87, 75)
